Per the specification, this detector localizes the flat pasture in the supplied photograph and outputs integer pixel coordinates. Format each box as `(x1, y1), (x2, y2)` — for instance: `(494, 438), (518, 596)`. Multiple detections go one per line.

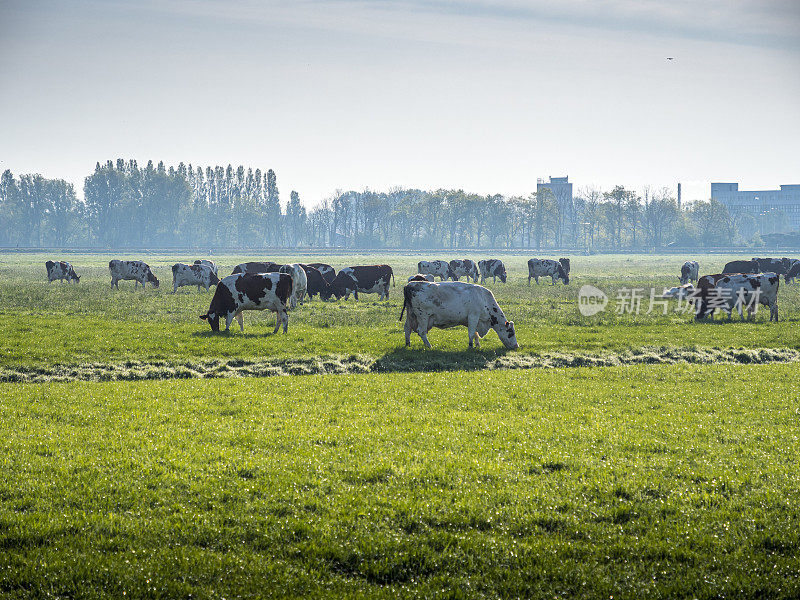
(1, 252), (799, 598)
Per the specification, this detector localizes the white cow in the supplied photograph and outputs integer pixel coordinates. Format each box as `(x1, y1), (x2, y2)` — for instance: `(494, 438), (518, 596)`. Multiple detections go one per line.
(400, 281), (518, 349)
(200, 272), (293, 333)
(679, 260), (699, 285)
(417, 260), (452, 281)
(193, 259), (218, 276)
(662, 284), (695, 300)
(109, 260), (159, 289)
(172, 263), (220, 293)
(279, 263), (308, 308)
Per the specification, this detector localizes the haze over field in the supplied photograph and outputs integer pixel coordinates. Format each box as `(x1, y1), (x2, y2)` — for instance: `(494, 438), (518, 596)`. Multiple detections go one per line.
(1, 0), (799, 205)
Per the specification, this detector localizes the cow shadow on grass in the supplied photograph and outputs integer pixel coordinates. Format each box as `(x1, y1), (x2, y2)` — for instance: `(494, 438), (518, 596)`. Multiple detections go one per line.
(191, 329), (286, 339)
(372, 345), (514, 374)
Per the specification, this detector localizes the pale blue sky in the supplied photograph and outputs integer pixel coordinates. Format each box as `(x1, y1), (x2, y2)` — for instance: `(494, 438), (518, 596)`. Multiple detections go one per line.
(1, 0), (798, 205)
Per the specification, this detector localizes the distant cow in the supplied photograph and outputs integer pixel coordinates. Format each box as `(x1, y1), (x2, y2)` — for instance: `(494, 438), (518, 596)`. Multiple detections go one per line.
(193, 259), (218, 276)
(400, 281), (518, 349)
(662, 284), (695, 300)
(722, 259), (759, 274)
(478, 259), (507, 284)
(449, 259), (479, 283)
(785, 260), (800, 284)
(408, 273), (435, 282)
(172, 263), (220, 293)
(527, 258), (569, 285)
(109, 260), (159, 290)
(693, 272), (779, 322)
(200, 272), (293, 333)
(45, 260), (80, 283)
(752, 257), (795, 275)
(679, 260), (700, 285)
(322, 265), (395, 301)
(231, 261), (280, 275)
(303, 266), (331, 299)
(417, 260), (452, 281)
(307, 263), (336, 284)
(279, 263), (308, 308)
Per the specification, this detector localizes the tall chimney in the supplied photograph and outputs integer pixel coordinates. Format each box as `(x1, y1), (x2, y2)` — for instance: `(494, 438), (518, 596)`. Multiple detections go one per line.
(677, 183), (682, 209)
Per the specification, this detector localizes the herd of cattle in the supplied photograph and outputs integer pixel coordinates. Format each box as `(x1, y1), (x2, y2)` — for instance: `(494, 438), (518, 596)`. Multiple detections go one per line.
(41, 254), (797, 348)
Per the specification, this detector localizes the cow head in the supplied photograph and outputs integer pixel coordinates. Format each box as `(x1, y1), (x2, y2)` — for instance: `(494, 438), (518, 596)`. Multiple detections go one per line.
(199, 311), (221, 331)
(448, 267), (459, 281)
(498, 268), (507, 284)
(557, 264), (569, 285)
(209, 271), (220, 286)
(663, 284), (694, 300)
(497, 320), (518, 349)
(148, 270), (160, 288)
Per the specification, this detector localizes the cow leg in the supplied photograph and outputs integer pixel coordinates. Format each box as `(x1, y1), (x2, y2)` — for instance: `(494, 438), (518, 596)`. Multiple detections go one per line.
(419, 328), (432, 349)
(234, 312), (244, 332)
(282, 308), (289, 333)
(468, 314), (481, 348)
(404, 318), (412, 346)
(272, 311), (281, 334)
(353, 291), (359, 301)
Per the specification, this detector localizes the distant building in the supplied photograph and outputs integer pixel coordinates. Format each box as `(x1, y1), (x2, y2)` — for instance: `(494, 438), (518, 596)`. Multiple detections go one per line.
(711, 182), (800, 233)
(537, 176), (573, 223)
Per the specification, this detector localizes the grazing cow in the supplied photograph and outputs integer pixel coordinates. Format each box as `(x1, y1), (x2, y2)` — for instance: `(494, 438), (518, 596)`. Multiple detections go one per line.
(478, 259), (507, 284)
(307, 263), (336, 284)
(279, 263), (308, 307)
(679, 260), (700, 285)
(399, 281), (518, 349)
(45, 260), (80, 283)
(752, 257), (795, 275)
(193, 259), (218, 276)
(693, 272), (779, 322)
(322, 265), (395, 301)
(527, 258), (569, 285)
(785, 260), (800, 284)
(722, 259), (759, 274)
(559, 258), (571, 277)
(408, 273), (435, 282)
(172, 263), (220, 293)
(199, 272), (293, 333)
(417, 260), (453, 282)
(231, 261), (280, 275)
(109, 260), (159, 289)
(303, 266), (331, 299)
(448, 259), (479, 283)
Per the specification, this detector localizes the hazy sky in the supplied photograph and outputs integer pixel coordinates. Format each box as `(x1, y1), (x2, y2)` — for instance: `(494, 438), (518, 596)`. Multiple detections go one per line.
(1, 0), (798, 206)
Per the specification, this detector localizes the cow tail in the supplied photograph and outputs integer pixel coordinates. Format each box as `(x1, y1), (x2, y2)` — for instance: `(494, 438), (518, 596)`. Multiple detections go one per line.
(399, 285), (412, 321)
(392, 269), (395, 287)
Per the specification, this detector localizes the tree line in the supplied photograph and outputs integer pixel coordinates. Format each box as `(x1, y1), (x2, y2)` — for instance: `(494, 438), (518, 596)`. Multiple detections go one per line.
(0, 159), (759, 249)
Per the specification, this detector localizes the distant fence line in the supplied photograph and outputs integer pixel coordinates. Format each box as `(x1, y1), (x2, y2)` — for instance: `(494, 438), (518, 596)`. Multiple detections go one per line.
(2, 246), (796, 256)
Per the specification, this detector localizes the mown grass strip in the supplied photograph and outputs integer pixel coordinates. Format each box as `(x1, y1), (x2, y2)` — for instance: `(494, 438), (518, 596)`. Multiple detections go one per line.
(2, 345), (800, 382)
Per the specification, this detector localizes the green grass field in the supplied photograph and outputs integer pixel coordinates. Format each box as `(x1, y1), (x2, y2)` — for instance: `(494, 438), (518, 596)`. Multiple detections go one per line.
(1, 252), (799, 598)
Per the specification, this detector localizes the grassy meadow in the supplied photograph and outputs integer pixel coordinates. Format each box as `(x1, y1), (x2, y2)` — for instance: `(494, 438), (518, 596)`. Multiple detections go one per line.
(1, 251), (800, 598)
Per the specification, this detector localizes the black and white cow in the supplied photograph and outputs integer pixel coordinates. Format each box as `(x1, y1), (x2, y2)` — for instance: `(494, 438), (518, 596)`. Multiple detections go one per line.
(693, 272), (779, 322)
(527, 259), (569, 285)
(193, 259), (218, 276)
(45, 260), (80, 283)
(417, 260), (453, 281)
(449, 259), (479, 283)
(199, 272), (293, 333)
(172, 263), (220, 292)
(302, 266), (331, 299)
(752, 257), (796, 276)
(679, 260), (700, 285)
(109, 260), (159, 289)
(785, 260), (800, 284)
(722, 259), (759, 274)
(279, 263), (308, 308)
(231, 261), (281, 275)
(400, 281), (518, 349)
(478, 259), (507, 284)
(307, 263), (336, 284)
(322, 265), (395, 301)
(559, 258), (571, 277)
